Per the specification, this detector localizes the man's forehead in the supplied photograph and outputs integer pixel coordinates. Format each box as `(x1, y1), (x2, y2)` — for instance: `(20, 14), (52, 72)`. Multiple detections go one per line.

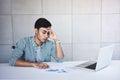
(40, 27), (51, 31)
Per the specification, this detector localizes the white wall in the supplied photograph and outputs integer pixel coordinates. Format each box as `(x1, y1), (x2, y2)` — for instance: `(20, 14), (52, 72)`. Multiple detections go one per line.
(0, 0), (120, 62)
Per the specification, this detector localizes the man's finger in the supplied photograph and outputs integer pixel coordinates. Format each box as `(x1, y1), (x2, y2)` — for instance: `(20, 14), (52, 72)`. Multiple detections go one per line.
(43, 63), (49, 68)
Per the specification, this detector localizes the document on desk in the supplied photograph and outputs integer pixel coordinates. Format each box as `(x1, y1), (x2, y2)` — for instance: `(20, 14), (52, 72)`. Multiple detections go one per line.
(40, 65), (69, 73)
(39, 62), (79, 73)
(44, 67), (77, 73)
(46, 68), (67, 73)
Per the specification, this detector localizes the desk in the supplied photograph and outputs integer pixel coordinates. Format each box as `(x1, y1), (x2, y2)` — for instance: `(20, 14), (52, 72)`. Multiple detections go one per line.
(0, 60), (120, 80)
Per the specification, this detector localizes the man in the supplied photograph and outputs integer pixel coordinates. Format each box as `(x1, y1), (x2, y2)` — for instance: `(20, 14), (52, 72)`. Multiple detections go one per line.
(9, 18), (64, 69)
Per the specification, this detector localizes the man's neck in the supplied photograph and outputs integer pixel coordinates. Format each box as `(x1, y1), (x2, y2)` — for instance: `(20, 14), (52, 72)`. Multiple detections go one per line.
(34, 36), (43, 46)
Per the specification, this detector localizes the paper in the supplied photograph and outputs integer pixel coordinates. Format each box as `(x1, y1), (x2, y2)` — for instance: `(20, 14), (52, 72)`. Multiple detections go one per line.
(46, 68), (67, 73)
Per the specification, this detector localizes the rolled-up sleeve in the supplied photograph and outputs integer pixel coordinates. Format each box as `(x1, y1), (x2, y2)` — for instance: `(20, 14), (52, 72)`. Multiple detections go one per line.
(9, 39), (26, 66)
(50, 41), (64, 63)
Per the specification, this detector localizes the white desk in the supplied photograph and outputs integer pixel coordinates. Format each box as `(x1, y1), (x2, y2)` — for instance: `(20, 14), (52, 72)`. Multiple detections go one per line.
(0, 60), (120, 80)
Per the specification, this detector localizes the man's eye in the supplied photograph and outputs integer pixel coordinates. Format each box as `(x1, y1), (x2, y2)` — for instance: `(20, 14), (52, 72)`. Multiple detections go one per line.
(42, 31), (46, 34)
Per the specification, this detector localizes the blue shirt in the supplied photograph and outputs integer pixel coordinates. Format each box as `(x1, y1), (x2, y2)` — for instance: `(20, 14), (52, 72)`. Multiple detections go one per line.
(9, 36), (63, 66)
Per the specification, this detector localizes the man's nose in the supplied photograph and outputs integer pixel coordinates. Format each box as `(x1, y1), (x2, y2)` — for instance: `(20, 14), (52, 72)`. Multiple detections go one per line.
(45, 33), (49, 38)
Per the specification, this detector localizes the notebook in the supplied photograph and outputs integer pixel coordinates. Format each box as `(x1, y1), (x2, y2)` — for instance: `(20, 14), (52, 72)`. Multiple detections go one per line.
(75, 45), (114, 71)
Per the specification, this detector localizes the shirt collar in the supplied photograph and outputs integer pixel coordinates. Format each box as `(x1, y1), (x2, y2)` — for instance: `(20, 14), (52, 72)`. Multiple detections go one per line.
(31, 36), (49, 48)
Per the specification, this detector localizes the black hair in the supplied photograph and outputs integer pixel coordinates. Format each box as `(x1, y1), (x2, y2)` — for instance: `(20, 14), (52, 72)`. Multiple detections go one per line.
(34, 18), (52, 29)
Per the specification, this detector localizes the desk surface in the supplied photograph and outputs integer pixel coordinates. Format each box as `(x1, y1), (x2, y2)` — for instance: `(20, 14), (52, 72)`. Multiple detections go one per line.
(0, 60), (120, 80)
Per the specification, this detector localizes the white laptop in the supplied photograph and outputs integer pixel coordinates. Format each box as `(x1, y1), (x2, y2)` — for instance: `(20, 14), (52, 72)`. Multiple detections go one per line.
(75, 45), (114, 71)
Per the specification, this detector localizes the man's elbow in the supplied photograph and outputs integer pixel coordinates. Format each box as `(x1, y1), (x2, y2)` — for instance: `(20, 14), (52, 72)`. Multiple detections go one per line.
(8, 59), (17, 66)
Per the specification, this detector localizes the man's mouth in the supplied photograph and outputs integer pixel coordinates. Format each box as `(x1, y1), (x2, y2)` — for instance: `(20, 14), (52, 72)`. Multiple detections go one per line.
(43, 39), (47, 41)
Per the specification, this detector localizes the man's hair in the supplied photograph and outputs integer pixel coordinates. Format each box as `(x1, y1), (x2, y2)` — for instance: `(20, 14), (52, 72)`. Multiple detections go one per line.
(34, 18), (52, 29)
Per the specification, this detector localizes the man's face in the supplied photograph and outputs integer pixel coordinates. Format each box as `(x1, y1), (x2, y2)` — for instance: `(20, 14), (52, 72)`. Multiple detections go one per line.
(35, 27), (51, 43)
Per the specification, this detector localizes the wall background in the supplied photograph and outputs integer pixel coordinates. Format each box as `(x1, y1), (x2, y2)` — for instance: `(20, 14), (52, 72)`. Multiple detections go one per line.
(0, 0), (120, 62)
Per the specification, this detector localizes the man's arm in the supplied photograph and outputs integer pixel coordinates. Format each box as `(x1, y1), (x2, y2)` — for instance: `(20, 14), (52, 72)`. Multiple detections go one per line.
(49, 31), (64, 59)
(15, 59), (49, 69)
(54, 40), (64, 59)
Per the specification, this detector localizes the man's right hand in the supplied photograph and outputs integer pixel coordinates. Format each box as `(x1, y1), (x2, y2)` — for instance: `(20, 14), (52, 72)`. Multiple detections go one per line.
(32, 62), (49, 69)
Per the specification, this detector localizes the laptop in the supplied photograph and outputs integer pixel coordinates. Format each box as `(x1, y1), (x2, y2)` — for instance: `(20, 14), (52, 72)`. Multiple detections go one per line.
(75, 45), (114, 71)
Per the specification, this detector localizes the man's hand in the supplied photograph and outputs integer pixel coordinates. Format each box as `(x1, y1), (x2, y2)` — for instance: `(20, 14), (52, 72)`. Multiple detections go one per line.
(32, 62), (49, 69)
(49, 30), (58, 41)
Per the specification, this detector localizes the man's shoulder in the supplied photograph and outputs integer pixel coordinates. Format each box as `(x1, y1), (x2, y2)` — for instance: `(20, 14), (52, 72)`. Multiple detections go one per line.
(17, 36), (34, 44)
(23, 36), (34, 39)
(44, 39), (55, 48)
(47, 38), (54, 43)
(45, 39), (55, 45)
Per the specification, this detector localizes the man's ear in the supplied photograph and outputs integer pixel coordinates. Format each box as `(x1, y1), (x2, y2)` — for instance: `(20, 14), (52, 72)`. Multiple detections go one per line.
(34, 29), (38, 34)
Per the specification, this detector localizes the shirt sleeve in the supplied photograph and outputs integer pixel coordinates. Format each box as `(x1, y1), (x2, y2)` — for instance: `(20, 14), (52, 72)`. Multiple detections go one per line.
(50, 41), (63, 63)
(9, 38), (26, 66)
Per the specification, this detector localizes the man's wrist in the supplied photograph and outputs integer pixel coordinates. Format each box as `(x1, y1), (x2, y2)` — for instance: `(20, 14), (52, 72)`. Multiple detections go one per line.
(31, 62), (36, 67)
(55, 40), (61, 44)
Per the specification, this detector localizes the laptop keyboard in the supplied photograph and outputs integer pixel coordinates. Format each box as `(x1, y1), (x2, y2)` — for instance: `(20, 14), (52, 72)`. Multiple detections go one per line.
(85, 63), (97, 70)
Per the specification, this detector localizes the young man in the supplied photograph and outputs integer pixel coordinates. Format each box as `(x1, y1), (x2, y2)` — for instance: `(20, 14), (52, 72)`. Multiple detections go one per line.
(9, 18), (64, 69)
